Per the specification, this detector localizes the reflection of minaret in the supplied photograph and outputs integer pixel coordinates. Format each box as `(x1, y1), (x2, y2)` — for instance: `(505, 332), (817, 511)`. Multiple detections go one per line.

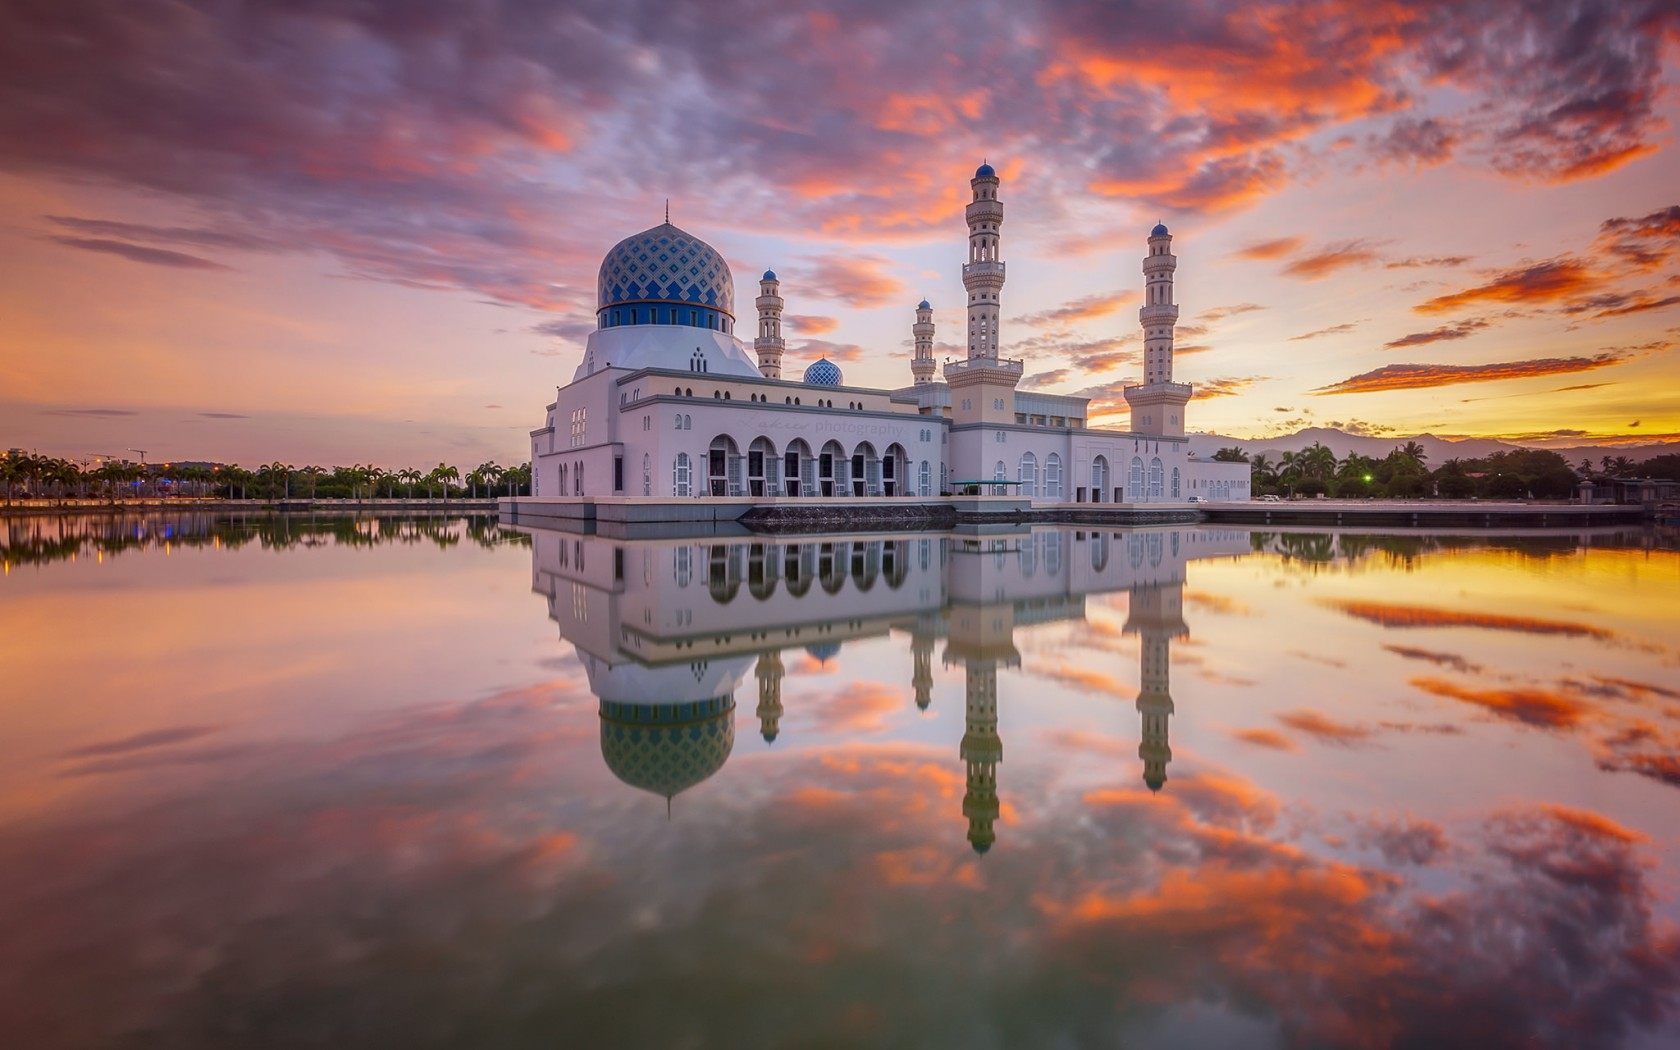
(1123, 581), (1188, 792)
(960, 663), (1003, 853)
(756, 651), (784, 743)
(946, 602), (1019, 854)
(911, 631), (935, 710)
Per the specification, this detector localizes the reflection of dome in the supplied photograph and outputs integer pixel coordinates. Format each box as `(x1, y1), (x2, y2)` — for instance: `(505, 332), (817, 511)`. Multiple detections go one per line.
(1151, 222), (1169, 237)
(974, 162), (996, 178)
(600, 698), (736, 802)
(803, 358), (843, 386)
(805, 641), (842, 663)
(971, 840), (992, 855)
(597, 222), (734, 321)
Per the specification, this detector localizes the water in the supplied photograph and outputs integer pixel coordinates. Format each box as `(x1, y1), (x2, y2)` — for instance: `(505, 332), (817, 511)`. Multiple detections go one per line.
(2, 512), (1677, 1049)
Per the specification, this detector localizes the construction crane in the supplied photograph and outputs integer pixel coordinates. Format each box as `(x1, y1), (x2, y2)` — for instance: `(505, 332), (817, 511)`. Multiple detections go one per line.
(127, 448), (149, 465)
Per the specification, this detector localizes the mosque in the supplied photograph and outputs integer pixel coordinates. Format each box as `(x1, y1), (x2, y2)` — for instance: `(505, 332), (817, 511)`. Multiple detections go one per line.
(521, 524), (1250, 852)
(525, 164), (1250, 510)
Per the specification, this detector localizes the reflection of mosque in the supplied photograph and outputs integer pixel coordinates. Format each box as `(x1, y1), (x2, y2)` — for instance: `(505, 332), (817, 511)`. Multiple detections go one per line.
(525, 525), (1248, 846)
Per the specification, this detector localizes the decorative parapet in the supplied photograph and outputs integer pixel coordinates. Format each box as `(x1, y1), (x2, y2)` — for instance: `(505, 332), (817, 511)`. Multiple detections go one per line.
(943, 356), (1025, 383)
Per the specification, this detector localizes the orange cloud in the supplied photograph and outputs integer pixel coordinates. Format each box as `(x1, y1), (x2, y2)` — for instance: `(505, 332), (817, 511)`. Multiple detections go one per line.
(1409, 676), (1587, 729)
(1277, 708), (1375, 746)
(1415, 259), (1602, 314)
(1323, 600), (1613, 638)
(1231, 727), (1297, 751)
(1280, 240), (1383, 280)
(1234, 236), (1304, 260)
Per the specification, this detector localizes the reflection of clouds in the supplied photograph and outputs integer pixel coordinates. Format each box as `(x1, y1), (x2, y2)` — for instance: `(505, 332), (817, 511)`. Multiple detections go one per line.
(0, 675), (1676, 1048)
(1324, 598), (1614, 639)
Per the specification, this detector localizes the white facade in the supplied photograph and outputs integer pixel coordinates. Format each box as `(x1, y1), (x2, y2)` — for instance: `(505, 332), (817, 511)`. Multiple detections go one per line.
(530, 167), (1250, 504)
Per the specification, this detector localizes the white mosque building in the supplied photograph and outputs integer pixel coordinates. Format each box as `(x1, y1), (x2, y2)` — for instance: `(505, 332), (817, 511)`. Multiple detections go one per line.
(525, 164), (1249, 512)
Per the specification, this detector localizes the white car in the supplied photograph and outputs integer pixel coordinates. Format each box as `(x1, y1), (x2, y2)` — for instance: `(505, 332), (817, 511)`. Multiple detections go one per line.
(1258, 494), (1283, 502)
(1187, 495), (1206, 503)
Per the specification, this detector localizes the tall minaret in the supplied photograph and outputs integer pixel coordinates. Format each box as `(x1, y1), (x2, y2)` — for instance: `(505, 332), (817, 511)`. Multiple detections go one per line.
(1123, 580), (1187, 792)
(1123, 223), (1191, 437)
(945, 163), (1022, 435)
(911, 299), (936, 385)
(963, 164), (1004, 360)
(755, 650), (784, 743)
(754, 270), (785, 380)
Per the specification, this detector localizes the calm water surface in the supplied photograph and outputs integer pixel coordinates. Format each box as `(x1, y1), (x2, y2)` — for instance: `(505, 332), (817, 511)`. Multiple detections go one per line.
(2, 513), (1678, 1049)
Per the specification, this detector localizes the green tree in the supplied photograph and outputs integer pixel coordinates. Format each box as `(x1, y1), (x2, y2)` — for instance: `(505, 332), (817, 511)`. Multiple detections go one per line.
(1212, 446), (1248, 463)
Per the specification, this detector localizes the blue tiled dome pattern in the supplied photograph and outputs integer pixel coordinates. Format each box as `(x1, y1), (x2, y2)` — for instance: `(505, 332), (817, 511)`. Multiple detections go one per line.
(599, 698), (735, 800)
(1151, 222), (1170, 237)
(598, 222), (734, 318)
(803, 358), (843, 386)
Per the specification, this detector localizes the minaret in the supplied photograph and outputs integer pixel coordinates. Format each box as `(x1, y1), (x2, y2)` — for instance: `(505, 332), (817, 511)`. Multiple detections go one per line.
(911, 299), (936, 385)
(963, 164), (1004, 361)
(754, 270), (785, 380)
(944, 163), (1022, 435)
(1123, 581), (1187, 792)
(960, 662), (1003, 853)
(945, 595), (1019, 855)
(755, 651), (784, 743)
(911, 630), (934, 709)
(1122, 224), (1191, 437)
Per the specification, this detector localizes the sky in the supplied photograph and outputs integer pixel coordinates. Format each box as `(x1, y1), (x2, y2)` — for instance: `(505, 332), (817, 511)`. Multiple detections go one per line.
(0, 0), (1677, 468)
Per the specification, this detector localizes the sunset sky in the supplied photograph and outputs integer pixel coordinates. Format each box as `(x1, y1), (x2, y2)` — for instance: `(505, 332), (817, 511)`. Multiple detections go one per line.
(1, 0), (1677, 467)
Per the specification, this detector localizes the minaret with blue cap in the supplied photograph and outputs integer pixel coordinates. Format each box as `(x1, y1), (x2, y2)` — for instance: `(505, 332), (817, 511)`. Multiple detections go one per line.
(963, 162), (1005, 361)
(911, 298), (936, 385)
(1123, 222), (1191, 438)
(754, 269), (785, 379)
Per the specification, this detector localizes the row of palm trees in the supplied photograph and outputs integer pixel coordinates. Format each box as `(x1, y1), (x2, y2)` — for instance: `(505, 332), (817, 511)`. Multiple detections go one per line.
(1, 452), (531, 502)
(1212, 441), (1587, 499)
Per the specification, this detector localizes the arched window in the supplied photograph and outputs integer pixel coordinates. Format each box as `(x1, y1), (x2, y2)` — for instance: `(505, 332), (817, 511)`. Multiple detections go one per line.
(673, 453), (692, 496)
(1045, 453), (1063, 500)
(1019, 452), (1037, 497)
(1149, 457), (1164, 499)
(993, 460), (1007, 483)
(643, 453), (651, 496)
(919, 460), (931, 497)
(1130, 456), (1144, 499)
(1171, 467), (1180, 499)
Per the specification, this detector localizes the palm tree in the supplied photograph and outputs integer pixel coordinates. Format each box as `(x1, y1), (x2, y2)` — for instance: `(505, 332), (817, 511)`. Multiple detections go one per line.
(1401, 440), (1427, 466)
(1300, 443), (1336, 481)
(430, 463), (460, 502)
(503, 463), (531, 496)
(397, 467), (421, 500)
(1611, 455), (1635, 475)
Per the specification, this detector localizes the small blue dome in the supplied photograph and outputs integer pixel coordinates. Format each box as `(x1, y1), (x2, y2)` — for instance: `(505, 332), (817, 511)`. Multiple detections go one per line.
(1151, 222), (1170, 237)
(762, 269), (777, 281)
(918, 298), (931, 310)
(805, 641), (842, 663)
(803, 358), (843, 387)
(974, 163), (996, 178)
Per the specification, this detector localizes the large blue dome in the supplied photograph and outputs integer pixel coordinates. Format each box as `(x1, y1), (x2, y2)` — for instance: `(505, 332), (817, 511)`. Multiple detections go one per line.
(597, 222), (734, 326)
(803, 358), (843, 386)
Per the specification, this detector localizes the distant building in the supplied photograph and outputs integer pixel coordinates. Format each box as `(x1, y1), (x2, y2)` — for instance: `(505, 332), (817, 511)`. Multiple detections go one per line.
(528, 166), (1250, 505)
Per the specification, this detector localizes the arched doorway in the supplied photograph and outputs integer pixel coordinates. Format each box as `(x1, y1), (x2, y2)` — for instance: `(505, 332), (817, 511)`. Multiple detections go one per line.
(1092, 456), (1110, 503)
(852, 442), (879, 497)
(747, 437), (777, 497)
(883, 443), (907, 496)
(784, 439), (812, 496)
(708, 436), (740, 496)
(819, 440), (845, 497)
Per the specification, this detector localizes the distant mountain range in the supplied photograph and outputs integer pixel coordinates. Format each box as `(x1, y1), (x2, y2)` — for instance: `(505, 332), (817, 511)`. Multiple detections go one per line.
(1186, 427), (1679, 467)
